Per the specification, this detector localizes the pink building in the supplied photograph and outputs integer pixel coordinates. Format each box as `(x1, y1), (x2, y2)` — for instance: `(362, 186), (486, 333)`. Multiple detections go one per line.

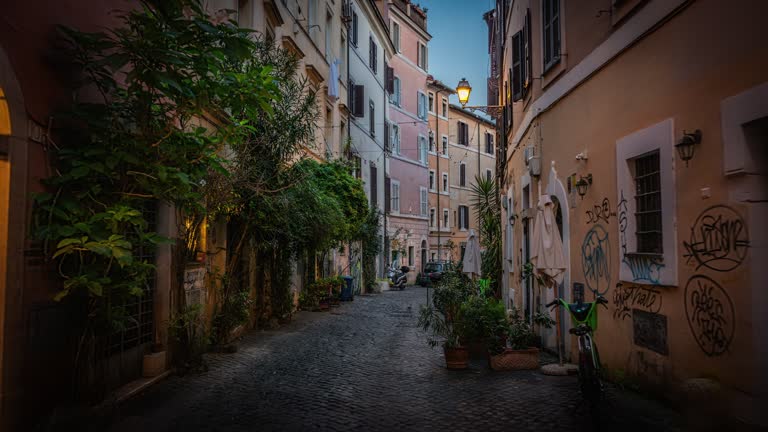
(377, 0), (430, 282)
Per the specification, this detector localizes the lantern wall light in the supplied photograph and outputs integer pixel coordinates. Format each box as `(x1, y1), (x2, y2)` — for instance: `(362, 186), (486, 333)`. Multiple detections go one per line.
(575, 174), (592, 199)
(456, 77), (472, 106)
(676, 129), (701, 167)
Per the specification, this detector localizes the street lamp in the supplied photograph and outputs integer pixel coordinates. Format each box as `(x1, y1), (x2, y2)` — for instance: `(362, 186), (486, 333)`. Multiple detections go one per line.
(456, 77), (472, 107)
(675, 129), (702, 167)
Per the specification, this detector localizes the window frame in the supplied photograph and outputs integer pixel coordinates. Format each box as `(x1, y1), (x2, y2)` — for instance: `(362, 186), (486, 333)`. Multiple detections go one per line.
(429, 208), (436, 228)
(418, 135), (428, 164)
(392, 76), (401, 107)
(391, 20), (401, 52)
(615, 118), (677, 286)
(486, 168), (493, 181)
(485, 132), (494, 154)
(352, 11), (358, 47)
(390, 179), (400, 213)
(542, 0), (561, 73)
(633, 151), (663, 254)
(441, 135), (448, 155)
(391, 123), (401, 154)
(441, 98), (448, 117)
(429, 169), (436, 191)
(428, 92), (435, 113)
(417, 41), (428, 70)
(441, 172), (449, 194)
(443, 208), (450, 230)
(459, 163), (466, 187)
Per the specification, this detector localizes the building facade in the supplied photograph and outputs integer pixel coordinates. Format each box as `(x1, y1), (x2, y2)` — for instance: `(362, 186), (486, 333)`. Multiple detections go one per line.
(426, 77), (454, 263)
(446, 105), (496, 261)
(490, 0), (768, 425)
(377, 0), (430, 282)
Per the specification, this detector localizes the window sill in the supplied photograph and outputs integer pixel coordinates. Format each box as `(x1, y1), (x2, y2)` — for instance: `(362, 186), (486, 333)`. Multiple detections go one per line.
(624, 252), (664, 260)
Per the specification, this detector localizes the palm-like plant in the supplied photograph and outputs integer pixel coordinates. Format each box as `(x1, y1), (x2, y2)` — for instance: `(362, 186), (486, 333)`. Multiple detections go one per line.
(470, 175), (503, 296)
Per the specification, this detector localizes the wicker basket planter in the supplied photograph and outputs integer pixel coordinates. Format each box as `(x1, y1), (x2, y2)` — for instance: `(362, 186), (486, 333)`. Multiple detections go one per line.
(489, 347), (540, 371)
(444, 346), (470, 370)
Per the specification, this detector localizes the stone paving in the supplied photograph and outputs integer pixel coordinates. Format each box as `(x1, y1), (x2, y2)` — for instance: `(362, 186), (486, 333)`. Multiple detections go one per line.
(106, 287), (682, 432)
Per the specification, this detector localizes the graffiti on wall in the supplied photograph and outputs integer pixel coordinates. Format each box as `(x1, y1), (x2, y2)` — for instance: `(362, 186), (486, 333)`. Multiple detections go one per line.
(585, 198), (615, 225)
(617, 190), (665, 284)
(684, 275), (735, 357)
(581, 224), (611, 295)
(613, 282), (662, 321)
(632, 309), (669, 355)
(683, 205), (750, 272)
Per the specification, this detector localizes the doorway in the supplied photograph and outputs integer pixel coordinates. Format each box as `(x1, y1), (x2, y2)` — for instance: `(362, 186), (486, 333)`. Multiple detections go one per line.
(420, 240), (427, 272)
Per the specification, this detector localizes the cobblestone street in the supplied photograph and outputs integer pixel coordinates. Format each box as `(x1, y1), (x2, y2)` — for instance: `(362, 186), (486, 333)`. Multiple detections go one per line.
(107, 288), (681, 432)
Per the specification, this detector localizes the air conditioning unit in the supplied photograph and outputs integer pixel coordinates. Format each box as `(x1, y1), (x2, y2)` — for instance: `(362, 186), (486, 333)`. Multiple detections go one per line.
(342, 0), (353, 23)
(524, 146), (535, 165)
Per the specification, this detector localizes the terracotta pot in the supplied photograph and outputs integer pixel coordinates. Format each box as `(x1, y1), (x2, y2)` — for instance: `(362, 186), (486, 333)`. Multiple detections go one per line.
(444, 346), (470, 370)
(489, 347), (540, 371)
(319, 300), (330, 311)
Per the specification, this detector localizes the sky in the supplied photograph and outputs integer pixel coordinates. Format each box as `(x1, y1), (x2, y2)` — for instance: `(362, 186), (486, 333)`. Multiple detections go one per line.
(419, 0), (495, 108)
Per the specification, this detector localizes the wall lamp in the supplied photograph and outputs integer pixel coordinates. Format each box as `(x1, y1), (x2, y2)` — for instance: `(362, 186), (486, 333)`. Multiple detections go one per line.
(575, 174), (592, 199)
(509, 213), (517, 227)
(676, 129), (702, 167)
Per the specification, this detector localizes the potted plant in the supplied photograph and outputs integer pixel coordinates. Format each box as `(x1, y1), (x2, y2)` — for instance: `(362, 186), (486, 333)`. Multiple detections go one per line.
(457, 295), (507, 357)
(418, 304), (468, 369)
(488, 307), (541, 371)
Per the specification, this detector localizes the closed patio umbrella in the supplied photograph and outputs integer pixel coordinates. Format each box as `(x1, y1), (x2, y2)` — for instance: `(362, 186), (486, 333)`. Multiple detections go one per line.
(462, 229), (482, 278)
(530, 195), (566, 287)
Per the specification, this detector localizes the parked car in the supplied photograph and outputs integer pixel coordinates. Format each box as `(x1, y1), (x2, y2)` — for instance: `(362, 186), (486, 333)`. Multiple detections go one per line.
(423, 261), (454, 284)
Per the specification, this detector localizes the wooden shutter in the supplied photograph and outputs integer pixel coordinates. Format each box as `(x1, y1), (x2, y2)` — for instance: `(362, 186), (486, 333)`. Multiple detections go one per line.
(385, 176), (391, 213)
(353, 85), (365, 117)
(386, 66), (394, 94)
(524, 10), (532, 93)
(384, 121), (390, 153)
(460, 164), (466, 186)
(512, 31), (522, 100)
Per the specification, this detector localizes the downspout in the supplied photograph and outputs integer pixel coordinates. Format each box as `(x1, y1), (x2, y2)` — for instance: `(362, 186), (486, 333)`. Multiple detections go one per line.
(435, 89), (441, 262)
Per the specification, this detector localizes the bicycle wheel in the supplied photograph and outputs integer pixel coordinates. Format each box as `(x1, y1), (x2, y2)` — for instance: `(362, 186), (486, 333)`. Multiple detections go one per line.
(579, 345), (601, 418)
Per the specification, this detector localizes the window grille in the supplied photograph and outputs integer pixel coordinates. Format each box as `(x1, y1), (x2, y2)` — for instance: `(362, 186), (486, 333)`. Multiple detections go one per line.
(634, 151), (662, 254)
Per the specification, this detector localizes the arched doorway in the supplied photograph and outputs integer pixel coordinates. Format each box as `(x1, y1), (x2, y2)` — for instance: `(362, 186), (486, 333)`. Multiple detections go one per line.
(545, 164), (571, 360)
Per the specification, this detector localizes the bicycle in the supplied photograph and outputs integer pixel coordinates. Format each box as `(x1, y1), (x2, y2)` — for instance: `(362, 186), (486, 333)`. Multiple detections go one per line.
(546, 290), (608, 420)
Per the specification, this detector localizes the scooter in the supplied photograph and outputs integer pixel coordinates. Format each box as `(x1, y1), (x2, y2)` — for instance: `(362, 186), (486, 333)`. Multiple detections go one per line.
(389, 265), (409, 291)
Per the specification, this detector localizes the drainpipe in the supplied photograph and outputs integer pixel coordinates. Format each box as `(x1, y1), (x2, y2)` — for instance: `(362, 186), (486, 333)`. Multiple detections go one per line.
(435, 89), (441, 263)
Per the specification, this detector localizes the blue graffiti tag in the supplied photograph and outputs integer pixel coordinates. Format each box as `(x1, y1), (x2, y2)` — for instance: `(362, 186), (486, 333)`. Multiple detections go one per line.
(623, 254), (665, 285)
(581, 224), (611, 295)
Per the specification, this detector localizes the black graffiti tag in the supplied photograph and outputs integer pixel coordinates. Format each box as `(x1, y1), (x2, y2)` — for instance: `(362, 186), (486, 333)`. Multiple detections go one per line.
(586, 198), (615, 225)
(618, 191), (628, 255)
(683, 205), (749, 272)
(684, 275), (735, 357)
(581, 225), (611, 295)
(613, 282), (663, 321)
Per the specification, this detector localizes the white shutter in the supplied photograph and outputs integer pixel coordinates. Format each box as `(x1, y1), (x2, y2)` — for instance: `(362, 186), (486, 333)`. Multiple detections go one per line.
(420, 187), (427, 216)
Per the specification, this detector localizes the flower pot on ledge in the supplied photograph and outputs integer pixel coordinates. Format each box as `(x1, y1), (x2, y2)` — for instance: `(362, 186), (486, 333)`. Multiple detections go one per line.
(489, 347), (540, 371)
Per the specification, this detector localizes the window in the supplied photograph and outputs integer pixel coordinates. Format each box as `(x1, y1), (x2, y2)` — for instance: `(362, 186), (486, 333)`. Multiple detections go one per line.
(543, 0), (561, 71)
(408, 246), (414, 266)
(430, 208), (436, 228)
(486, 169), (492, 181)
(616, 119), (675, 286)
(429, 133), (435, 152)
(458, 205), (469, 230)
(350, 80), (365, 117)
(428, 92), (435, 113)
(308, 0), (316, 29)
(417, 42), (428, 70)
(443, 208), (449, 229)
(392, 21), (400, 52)
(369, 99), (375, 137)
(352, 12), (358, 46)
(324, 11), (332, 62)
(431, 251), (436, 261)
(442, 173), (448, 193)
(391, 124), (401, 154)
(369, 36), (378, 74)
(420, 187), (428, 216)
(459, 163), (466, 187)
(634, 151), (662, 254)
(418, 136), (427, 164)
(442, 136), (448, 155)
(485, 132), (494, 154)
(391, 180), (400, 213)
(429, 170), (435, 191)
(458, 121), (469, 145)
(391, 77), (401, 106)
(417, 92), (427, 120)
(441, 98), (448, 117)
(512, 11), (532, 100)
(370, 163), (378, 208)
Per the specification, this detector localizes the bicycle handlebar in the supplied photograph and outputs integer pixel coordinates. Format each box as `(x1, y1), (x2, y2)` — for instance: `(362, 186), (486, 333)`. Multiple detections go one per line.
(545, 299), (559, 308)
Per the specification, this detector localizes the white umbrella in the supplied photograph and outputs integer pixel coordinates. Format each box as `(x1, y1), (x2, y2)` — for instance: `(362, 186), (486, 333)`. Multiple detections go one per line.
(462, 229), (482, 278)
(530, 195), (566, 287)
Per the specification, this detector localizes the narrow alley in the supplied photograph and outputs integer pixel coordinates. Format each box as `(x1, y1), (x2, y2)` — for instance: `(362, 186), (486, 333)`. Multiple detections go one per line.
(107, 288), (679, 432)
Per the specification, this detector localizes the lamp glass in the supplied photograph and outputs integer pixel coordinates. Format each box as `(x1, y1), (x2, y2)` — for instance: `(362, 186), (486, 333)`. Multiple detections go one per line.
(456, 78), (471, 106)
(576, 179), (589, 197)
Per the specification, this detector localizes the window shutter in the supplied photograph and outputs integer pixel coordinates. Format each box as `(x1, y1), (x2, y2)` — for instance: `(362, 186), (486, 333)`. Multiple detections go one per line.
(354, 85), (365, 117)
(460, 164), (466, 186)
(370, 164), (378, 208)
(384, 121), (390, 152)
(385, 176), (391, 213)
(373, 42), (378, 73)
(512, 31), (522, 100)
(386, 66), (394, 94)
(524, 10), (532, 93)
